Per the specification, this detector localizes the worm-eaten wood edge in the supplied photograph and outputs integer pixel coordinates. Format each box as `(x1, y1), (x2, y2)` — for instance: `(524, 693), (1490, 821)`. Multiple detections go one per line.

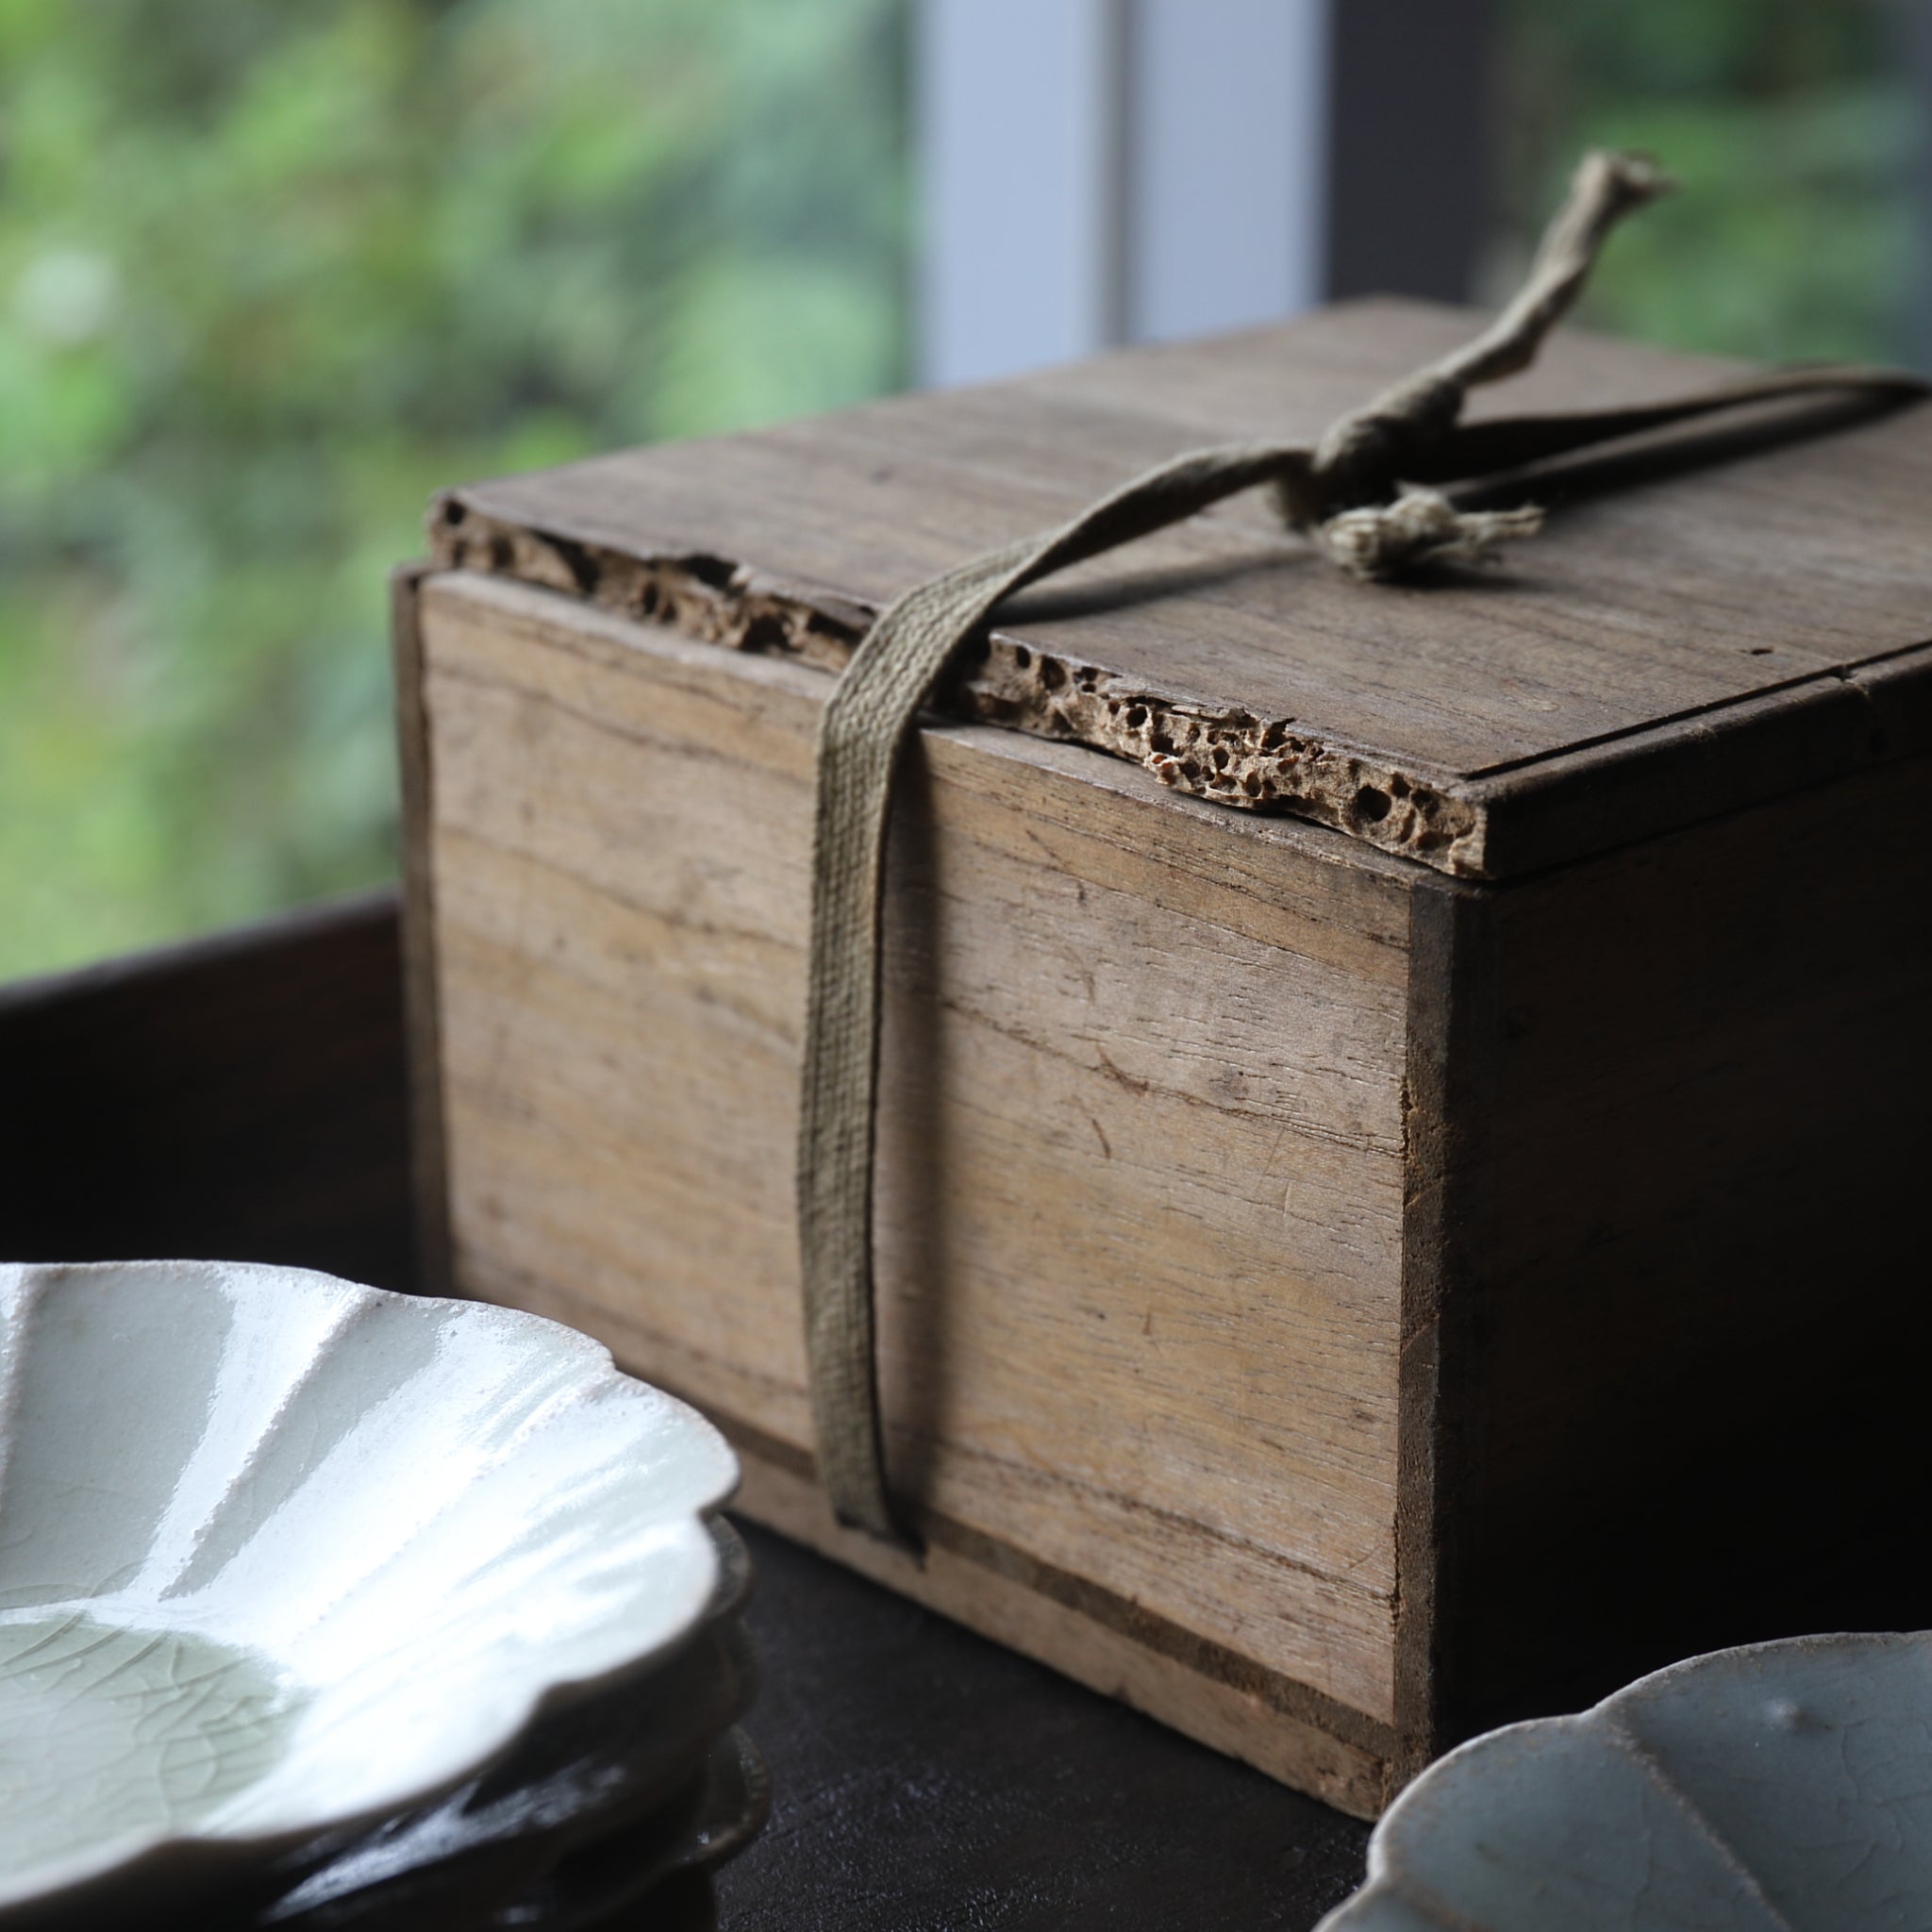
(428, 497), (1485, 876)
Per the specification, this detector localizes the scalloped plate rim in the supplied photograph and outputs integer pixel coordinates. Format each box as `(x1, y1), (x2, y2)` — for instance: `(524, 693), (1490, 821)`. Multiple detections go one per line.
(1318, 1625), (1932, 1931)
(0, 1257), (741, 1921)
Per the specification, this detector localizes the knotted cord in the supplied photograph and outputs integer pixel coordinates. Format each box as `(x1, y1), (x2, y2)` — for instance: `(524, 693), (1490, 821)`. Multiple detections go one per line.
(795, 150), (1927, 1541)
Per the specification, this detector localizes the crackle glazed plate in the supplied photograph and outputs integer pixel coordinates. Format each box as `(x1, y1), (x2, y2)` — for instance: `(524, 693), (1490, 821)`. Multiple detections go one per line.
(1320, 1629), (1932, 1931)
(0, 1259), (739, 1927)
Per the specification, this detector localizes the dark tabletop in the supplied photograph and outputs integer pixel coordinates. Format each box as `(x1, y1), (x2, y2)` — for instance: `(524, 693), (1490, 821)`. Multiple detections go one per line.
(0, 890), (1371, 1930)
(721, 1521), (1367, 1931)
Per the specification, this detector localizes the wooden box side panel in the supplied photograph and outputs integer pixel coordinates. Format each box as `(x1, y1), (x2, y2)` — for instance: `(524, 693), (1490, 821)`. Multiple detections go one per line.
(1435, 755), (1932, 1740)
(415, 572), (1413, 1729)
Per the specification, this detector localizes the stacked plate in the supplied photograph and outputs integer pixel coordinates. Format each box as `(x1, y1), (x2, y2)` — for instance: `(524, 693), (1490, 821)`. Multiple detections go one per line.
(0, 1260), (767, 1932)
(241, 1521), (765, 1930)
(1320, 1629), (1932, 1931)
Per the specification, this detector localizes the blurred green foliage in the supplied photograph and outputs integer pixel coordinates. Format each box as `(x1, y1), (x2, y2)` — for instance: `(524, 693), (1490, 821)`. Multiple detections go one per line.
(3, 1), (1922, 980)
(1498, 0), (1923, 364)
(0, 0), (906, 978)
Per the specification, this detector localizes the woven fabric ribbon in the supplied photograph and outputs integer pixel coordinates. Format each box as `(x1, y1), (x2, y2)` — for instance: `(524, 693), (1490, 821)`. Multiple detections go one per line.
(796, 150), (1926, 1541)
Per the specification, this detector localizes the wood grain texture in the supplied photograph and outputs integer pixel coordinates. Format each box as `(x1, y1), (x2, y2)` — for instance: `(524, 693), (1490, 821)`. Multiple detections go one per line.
(727, 1430), (1391, 1819)
(0, 915), (1377, 1918)
(416, 570), (1412, 1728)
(432, 298), (1932, 878)
(392, 564), (455, 1298)
(1431, 754), (1932, 1741)
(401, 305), (1932, 1809)
(1391, 877), (1492, 1784)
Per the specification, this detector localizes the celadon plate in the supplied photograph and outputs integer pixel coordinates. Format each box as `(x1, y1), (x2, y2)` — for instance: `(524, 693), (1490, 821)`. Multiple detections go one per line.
(0, 1259), (738, 1925)
(1320, 1629), (1932, 1931)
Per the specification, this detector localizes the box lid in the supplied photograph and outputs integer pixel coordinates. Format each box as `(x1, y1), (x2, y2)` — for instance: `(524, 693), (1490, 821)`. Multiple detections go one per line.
(432, 298), (1932, 880)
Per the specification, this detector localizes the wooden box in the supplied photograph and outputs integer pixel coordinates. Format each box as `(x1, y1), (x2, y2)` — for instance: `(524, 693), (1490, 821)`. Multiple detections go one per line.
(396, 300), (1932, 1817)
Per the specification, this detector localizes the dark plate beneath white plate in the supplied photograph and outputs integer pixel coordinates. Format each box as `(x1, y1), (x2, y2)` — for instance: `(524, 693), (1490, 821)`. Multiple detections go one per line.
(266, 1727), (769, 1932)
(106, 1525), (763, 1932)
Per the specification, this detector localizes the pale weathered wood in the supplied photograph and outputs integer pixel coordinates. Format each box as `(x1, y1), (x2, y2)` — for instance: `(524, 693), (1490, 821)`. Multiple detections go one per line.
(399, 303), (1932, 1815)
(401, 567), (1932, 1812)
(391, 563), (455, 1298)
(431, 298), (1932, 878)
(417, 569), (1413, 1730)
(455, 1269), (1397, 1821)
(727, 1430), (1392, 1820)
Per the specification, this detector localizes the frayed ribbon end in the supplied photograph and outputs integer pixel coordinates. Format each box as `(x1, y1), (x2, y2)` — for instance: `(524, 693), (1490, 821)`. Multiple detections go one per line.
(1314, 488), (1545, 582)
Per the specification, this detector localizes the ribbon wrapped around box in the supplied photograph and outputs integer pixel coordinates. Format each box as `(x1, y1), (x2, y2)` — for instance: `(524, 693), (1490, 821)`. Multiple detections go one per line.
(399, 156), (1932, 1816)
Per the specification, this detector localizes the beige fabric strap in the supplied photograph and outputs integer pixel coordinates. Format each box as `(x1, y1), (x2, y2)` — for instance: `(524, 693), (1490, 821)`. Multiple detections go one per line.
(794, 150), (1926, 1541)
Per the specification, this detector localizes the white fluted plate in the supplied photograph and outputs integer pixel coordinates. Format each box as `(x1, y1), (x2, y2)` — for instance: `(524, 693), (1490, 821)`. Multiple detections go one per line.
(1320, 1629), (1932, 1931)
(0, 1259), (737, 1924)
